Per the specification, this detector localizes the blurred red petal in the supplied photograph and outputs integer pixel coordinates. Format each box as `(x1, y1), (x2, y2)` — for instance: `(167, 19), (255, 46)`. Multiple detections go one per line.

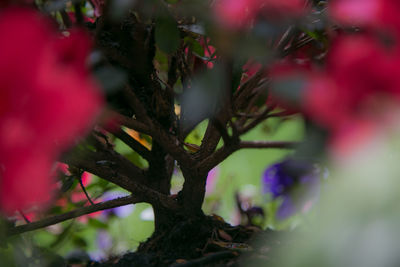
(0, 8), (103, 214)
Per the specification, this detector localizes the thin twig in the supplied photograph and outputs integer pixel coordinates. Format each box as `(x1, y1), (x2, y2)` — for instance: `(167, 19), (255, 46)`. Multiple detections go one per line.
(150, 122), (194, 167)
(238, 106), (274, 135)
(123, 86), (152, 123)
(235, 112), (262, 118)
(73, 1), (84, 26)
(123, 86), (194, 168)
(63, 151), (180, 211)
(233, 71), (266, 117)
(239, 141), (299, 149)
(266, 110), (296, 118)
(198, 145), (238, 173)
(210, 118), (232, 146)
(7, 196), (139, 236)
(18, 210), (31, 224)
(171, 251), (237, 267)
(78, 178), (95, 205)
(114, 113), (152, 136)
(195, 122), (222, 160)
(199, 141), (298, 172)
(59, 10), (72, 28)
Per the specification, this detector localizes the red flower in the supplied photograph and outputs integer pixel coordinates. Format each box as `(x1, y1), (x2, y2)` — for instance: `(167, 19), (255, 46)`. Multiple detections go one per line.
(0, 8), (102, 215)
(0, 0), (33, 8)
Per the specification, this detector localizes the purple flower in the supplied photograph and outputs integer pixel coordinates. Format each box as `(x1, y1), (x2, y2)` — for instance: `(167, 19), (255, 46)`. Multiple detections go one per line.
(97, 230), (112, 251)
(262, 159), (322, 219)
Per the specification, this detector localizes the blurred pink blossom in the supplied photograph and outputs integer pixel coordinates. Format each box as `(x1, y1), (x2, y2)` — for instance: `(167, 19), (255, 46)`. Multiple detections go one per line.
(214, 0), (307, 30)
(205, 167), (220, 195)
(329, 0), (400, 36)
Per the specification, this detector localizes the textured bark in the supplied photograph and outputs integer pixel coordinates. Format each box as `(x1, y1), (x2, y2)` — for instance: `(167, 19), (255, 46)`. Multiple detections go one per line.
(180, 167), (207, 216)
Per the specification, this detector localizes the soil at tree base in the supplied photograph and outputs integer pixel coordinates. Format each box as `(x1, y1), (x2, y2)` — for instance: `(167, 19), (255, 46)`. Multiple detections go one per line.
(87, 215), (288, 267)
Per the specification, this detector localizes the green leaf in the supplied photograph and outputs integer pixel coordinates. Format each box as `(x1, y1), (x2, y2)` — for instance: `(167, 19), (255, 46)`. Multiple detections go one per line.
(155, 16), (180, 54)
(125, 152), (148, 168)
(88, 218), (108, 229)
(71, 236), (88, 248)
(49, 206), (64, 214)
(184, 36), (204, 57)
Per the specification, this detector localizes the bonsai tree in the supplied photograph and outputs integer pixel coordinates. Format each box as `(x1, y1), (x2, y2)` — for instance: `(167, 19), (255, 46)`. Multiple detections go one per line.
(1, 0), (364, 265)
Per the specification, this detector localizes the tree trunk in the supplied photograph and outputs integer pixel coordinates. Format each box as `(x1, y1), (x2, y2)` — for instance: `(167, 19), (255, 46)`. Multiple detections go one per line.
(148, 166), (208, 234)
(180, 167), (208, 216)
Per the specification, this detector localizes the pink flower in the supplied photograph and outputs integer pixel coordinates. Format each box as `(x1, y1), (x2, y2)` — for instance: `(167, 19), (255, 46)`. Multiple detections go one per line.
(214, 0), (258, 30)
(0, 8), (102, 215)
(329, 0), (380, 26)
(304, 34), (400, 131)
(329, 0), (400, 36)
(205, 167), (220, 195)
(193, 37), (217, 70)
(91, 0), (106, 17)
(270, 29), (400, 154)
(299, 33), (400, 153)
(214, 0), (307, 30)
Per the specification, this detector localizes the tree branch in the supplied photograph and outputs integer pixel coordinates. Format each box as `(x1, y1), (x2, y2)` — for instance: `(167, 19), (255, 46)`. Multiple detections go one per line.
(196, 121), (222, 160)
(210, 118), (232, 146)
(122, 86), (195, 168)
(150, 123), (194, 167)
(78, 177), (94, 205)
(113, 129), (152, 161)
(123, 86), (151, 122)
(233, 70), (265, 112)
(64, 149), (147, 190)
(114, 113), (152, 136)
(199, 141), (298, 172)
(238, 106), (274, 135)
(196, 106), (233, 161)
(239, 141), (299, 149)
(65, 148), (181, 212)
(198, 145), (238, 173)
(115, 114), (194, 168)
(7, 196), (139, 236)
(171, 251), (237, 267)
